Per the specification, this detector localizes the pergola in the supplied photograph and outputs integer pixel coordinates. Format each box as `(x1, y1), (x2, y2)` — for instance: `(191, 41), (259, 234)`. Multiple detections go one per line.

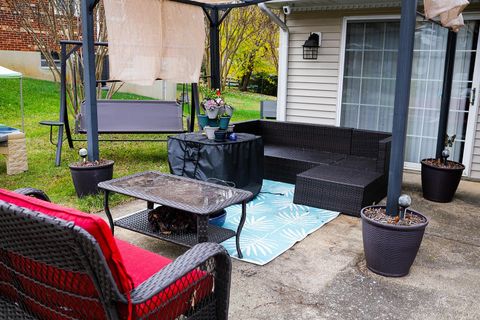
(80, 0), (460, 215)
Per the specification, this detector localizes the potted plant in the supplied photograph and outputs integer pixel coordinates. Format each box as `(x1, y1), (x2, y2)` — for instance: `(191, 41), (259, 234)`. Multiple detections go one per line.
(69, 148), (114, 197)
(197, 114), (209, 130)
(421, 134), (465, 202)
(204, 126), (219, 140)
(361, 195), (429, 277)
(200, 88), (234, 133)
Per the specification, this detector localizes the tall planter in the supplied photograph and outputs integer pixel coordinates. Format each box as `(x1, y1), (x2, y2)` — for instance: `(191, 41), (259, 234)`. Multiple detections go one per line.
(421, 159), (464, 203)
(361, 205), (429, 277)
(69, 160), (114, 197)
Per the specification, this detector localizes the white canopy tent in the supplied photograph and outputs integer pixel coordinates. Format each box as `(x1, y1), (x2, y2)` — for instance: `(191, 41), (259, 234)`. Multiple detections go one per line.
(0, 66), (24, 132)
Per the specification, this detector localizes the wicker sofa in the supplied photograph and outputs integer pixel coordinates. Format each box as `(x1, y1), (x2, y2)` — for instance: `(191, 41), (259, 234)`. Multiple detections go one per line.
(0, 188), (231, 320)
(234, 120), (391, 216)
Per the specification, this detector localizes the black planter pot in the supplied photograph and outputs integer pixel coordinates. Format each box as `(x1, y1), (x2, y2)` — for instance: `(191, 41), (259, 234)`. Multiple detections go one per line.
(69, 160), (114, 197)
(361, 205), (429, 277)
(421, 159), (465, 203)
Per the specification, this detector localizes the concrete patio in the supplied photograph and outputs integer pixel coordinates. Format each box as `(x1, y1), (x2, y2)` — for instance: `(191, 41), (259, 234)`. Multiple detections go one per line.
(104, 172), (480, 320)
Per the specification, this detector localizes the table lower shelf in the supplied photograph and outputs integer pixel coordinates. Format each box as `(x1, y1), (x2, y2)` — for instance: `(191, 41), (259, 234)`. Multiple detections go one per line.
(114, 209), (236, 247)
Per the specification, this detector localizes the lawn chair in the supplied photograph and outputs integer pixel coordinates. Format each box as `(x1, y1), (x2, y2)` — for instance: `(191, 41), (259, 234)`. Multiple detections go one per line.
(0, 188), (231, 319)
(260, 101), (277, 119)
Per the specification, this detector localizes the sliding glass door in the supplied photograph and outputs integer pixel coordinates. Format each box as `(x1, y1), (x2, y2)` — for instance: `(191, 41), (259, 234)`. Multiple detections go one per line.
(340, 19), (479, 165)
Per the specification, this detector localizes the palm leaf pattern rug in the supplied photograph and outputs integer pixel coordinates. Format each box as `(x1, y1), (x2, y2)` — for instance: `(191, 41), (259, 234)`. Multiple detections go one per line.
(220, 180), (339, 265)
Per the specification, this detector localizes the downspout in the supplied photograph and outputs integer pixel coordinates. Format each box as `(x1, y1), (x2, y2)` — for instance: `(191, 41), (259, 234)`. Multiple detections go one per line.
(258, 3), (289, 121)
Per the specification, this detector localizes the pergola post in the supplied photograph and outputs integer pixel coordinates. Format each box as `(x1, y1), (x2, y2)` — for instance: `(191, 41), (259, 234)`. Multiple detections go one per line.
(436, 30), (457, 158)
(81, 0), (100, 161)
(386, 0), (418, 216)
(209, 8), (221, 90)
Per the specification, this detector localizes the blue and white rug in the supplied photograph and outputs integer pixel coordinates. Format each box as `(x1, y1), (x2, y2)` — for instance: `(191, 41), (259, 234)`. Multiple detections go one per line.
(220, 180), (339, 265)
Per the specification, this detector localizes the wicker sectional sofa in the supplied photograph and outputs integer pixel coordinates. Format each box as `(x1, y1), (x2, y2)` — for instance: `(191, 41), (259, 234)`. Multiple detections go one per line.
(233, 120), (392, 216)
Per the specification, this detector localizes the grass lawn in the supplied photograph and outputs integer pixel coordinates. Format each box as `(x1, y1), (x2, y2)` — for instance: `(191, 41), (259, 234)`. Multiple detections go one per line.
(0, 78), (274, 212)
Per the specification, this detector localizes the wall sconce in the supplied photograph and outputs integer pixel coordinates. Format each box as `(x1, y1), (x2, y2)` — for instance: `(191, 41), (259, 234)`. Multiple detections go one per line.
(303, 32), (321, 60)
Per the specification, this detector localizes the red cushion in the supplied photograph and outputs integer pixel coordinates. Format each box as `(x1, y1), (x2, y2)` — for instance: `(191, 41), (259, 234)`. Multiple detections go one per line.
(116, 239), (214, 320)
(0, 189), (134, 294)
(116, 239), (173, 286)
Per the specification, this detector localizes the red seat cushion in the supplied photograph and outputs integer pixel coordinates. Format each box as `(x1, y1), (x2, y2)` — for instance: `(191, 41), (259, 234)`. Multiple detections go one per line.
(116, 239), (214, 320)
(116, 239), (172, 286)
(0, 189), (134, 294)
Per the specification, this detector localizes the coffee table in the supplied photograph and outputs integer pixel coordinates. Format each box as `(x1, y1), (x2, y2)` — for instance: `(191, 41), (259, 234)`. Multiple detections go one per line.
(98, 171), (252, 258)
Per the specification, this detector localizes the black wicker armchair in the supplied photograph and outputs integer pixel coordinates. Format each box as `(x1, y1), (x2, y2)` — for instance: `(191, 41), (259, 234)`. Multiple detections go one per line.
(0, 188), (231, 320)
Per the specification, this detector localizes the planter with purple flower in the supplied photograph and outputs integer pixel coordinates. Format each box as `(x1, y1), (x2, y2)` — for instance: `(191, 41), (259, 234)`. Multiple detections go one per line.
(200, 88), (234, 132)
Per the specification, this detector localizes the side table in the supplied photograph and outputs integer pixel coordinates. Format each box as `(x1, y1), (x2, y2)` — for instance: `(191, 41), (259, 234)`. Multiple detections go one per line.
(168, 132), (264, 197)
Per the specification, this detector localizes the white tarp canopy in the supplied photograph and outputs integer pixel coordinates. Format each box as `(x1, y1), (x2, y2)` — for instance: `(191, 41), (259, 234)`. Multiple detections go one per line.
(0, 66), (24, 131)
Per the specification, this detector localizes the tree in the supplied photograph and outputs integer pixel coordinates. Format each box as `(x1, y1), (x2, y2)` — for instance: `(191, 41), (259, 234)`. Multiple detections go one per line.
(5, 0), (110, 117)
(231, 13), (278, 91)
(203, 6), (279, 90)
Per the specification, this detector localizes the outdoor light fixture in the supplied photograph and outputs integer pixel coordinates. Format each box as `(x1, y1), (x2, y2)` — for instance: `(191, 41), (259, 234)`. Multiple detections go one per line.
(303, 32), (321, 60)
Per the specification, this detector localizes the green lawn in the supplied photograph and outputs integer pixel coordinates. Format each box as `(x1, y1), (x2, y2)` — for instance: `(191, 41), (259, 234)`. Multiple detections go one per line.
(0, 78), (275, 212)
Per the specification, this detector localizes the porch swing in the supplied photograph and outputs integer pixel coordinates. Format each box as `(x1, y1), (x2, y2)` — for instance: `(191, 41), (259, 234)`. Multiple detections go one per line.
(41, 40), (196, 166)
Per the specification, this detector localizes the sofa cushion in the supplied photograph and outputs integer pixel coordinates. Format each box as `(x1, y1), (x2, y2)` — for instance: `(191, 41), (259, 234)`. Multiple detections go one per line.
(116, 239), (214, 320)
(265, 145), (346, 165)
(332, 155), (377, 172)
(0, 189), (134, 294)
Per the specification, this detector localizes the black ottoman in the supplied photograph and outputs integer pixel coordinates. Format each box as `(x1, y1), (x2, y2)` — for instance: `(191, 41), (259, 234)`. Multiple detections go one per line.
(293, 165), (386, 217)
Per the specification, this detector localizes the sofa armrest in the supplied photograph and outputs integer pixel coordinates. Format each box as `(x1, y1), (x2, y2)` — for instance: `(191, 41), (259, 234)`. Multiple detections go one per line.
(130, 242), (231, 319)
(376, 136), (392, 174)
(14, 188), (51, 202)
(232, 119), (262, 136)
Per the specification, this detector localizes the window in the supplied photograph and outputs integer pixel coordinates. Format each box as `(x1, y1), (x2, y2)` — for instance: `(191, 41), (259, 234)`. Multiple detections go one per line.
(40, 51), (61, 69)
(340, 19), (479, 164)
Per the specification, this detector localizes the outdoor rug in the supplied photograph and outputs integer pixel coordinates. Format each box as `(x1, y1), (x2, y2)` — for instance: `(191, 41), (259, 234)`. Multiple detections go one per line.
(220, 180), (339, 265)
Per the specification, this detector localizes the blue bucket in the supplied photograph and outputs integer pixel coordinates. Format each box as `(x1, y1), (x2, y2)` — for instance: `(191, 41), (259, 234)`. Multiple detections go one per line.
(209, 210), (227, 227)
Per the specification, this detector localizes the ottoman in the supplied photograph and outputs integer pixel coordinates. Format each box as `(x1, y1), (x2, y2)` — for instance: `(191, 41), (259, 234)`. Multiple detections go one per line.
(293, 165), (386, 217)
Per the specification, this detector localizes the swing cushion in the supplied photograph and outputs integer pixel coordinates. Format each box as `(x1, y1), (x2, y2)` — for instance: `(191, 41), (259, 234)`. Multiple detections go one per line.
(78, 100), (184, 134)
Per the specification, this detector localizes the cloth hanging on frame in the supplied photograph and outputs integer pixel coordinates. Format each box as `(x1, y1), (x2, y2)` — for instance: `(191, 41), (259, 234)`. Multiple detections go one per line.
(103, 0), (205, 85)
(424, 0), (469, 32)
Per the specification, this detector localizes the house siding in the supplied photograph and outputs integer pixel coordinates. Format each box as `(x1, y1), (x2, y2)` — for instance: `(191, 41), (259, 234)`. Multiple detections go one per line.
(470, 112), (480, 179)
(285, 11), (344, 125)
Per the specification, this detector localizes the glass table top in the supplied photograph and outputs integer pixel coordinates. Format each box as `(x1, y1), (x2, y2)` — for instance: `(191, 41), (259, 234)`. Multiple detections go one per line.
(99, 171), (252, 214)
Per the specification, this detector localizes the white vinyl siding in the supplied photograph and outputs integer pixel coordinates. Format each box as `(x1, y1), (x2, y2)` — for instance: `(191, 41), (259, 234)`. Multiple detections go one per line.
(470, 112), (480, 178)
(285, 12), (343, 125)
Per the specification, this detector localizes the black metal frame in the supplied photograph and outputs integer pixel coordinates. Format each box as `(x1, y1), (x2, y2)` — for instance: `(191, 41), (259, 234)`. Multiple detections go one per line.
(386, 0), (418, 215)
(436, 30), (458, 158)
